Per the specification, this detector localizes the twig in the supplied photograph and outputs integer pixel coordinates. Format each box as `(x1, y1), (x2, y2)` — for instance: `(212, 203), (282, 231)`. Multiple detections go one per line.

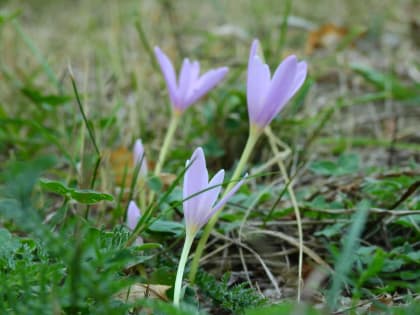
(265, 126), (304, 301)
(301, 206), (420, 217)
(245, 228), (332, 272)
(211, 231), (282, 297)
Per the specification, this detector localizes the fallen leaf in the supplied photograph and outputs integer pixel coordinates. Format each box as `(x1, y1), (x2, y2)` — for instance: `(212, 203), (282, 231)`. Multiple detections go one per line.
(115, 283), (171, 302)
(107, 147), (176, 188)
(306, 23), (348, 54)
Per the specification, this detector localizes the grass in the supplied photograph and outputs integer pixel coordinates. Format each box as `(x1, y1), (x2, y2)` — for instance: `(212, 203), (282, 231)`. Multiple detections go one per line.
(1, 0), (419, 314)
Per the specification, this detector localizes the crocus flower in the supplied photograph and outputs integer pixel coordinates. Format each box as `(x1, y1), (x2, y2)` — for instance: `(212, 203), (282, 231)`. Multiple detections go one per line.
(174, 147), (246, 306)
(154, 47), (229, 113)
(126, 200), (143, 245)
(183, 147), (246, 236)
(133, 139), (148, 177)
(247, 39), (307, 129)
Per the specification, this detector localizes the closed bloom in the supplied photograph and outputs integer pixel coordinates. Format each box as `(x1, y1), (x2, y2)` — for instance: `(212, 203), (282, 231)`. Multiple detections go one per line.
(154, 47), (229, 113)
(127, 200), (143, 245)
(247, 39), (307, 128)
(183, 147), (246, 236)
(133, 139), (148, 177)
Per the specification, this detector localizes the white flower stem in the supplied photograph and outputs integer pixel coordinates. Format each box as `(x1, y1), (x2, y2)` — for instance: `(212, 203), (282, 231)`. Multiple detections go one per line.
(173, 232), (195, 306)
(188, 124), (261, 283)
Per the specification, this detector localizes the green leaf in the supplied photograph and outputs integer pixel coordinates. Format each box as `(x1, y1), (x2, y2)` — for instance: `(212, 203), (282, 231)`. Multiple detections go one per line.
(352, 64), (420, 101)
(309, 160), (338, 176)
(0, 229), (20, 262)
(314, 222), (347, 238)
(147, 176), (163, 193)
(382, 258), (405, 272)
(0, 10), (20, 26)
(39, 178), (72, 196)
(21, 87), (71, 107)
(133, 243), (162, 251)
(357, 248), (386, 287)
(337, 153), (359, 175)
(70, 189), (114, 204)
(148, 220), (185, 236)
(245, 302), (322, 315)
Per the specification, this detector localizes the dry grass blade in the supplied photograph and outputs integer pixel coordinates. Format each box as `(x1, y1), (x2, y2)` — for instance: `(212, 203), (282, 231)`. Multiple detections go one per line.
(245, 228), (332, 272)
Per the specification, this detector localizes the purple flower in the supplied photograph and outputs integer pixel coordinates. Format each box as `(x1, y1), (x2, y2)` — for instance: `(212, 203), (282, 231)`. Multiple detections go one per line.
(183, 147), (246, 236)
(154, 47), (229, 113)
(247, 39), (307, 128)
(133, 139), (148, 177)
(127, 200), (143, 245)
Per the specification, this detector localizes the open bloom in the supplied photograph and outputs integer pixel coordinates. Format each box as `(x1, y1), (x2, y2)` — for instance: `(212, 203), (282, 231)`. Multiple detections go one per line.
(133, 139), (148, 177)
(247, 39), (307, 129)
(126, 200), (143, 245)
(183, 147), (246, 236)
(154, 47), (229, 113)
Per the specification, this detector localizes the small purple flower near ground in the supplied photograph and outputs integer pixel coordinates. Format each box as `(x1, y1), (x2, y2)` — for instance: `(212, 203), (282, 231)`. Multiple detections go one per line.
(154, 47), (229, 113)
(183, 147), (246, 236)
(126, 200), (143, 245)
(247, 39), (307, 129)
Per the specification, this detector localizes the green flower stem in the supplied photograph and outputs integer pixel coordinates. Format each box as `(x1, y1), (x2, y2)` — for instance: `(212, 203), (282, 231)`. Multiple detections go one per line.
(154, 111), (181, 176)
(188, 125), (261, 283)
(173, 232), (195, 306)
(149, 111), (181, 203)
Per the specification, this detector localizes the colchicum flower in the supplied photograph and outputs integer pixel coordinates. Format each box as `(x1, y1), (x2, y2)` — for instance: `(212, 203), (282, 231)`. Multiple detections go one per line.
(133, 139), (148, 177)
(126, 200), (143, 245)
(154, 47), (229, 113)
(183, 147), (246, 237)
(247, 39), (307, 129)
(174, 147), (246, 306)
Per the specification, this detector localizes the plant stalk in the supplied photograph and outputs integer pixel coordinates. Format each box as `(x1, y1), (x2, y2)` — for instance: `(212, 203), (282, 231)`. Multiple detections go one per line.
(188, 125), (261, 283)
(173, 233), (194, 306)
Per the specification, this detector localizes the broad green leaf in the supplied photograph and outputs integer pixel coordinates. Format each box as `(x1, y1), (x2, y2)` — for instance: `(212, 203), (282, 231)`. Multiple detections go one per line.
(148, 220), (184, 236)
(39, 178), (72, 196)
(309, 160), (337, 175)
(337, 153), (359, 175)
(70, 189), (114, 204)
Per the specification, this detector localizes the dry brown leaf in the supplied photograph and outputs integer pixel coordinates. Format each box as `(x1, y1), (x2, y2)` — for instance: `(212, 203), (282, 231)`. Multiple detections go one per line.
(108, 147), (176, 188)
(305, 23), (348, 54)
(115, 283), (171, 302)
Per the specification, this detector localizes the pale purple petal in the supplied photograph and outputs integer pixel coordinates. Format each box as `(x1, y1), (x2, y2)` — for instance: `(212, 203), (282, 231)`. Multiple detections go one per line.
(288, 61), (307, 98)
(248, 39), (260, 66)
(178, 59), (193, 109)
(185, 169), (225, 231)
(255, 55), (298, 127)
(183, 148), (208, 220)
(197, 169), (225, 214)
(212, 174), (247, 214)
(127, 200), (141, 231)
(247, 56), (271, 125)
(186, 67), (228, 106)
(154, 47), (178, 106)
(133, 139), (148, 176)
(189, 61), (200, 84)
